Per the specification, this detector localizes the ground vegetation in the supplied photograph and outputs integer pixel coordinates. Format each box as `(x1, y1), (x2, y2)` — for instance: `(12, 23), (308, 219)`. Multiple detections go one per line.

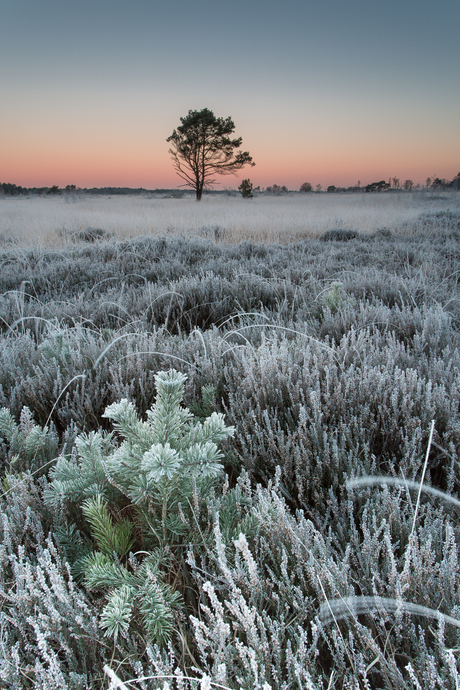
(1, 207), (460, 687)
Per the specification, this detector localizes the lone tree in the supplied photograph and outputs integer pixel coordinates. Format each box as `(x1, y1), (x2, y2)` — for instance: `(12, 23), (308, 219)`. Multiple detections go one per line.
(167, 108), (255, 200)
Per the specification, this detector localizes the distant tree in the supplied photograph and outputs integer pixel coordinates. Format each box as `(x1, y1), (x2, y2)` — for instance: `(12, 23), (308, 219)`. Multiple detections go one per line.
(166, 108), (255, 201)
(46, 185), (60, 195)
(266, 184), (288, 195)
(391, 177), (400, 189)
(450, 172), (460, 190)
(432, 177), (448, 189)
(315, 184), (322, 193)
(300, 182), (313, 193)
(64, 184), (77, 203)
(426, 177), (432, 189)
(403, 179), (414, 191)
(364, 180), (391, 193)
(238, 179), (253, 198)
(327, 185), (337, 193)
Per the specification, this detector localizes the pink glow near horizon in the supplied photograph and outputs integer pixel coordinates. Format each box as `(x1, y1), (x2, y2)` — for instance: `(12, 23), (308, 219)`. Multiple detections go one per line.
(3, 107), (457, 190)
(3, 137), (458, 191)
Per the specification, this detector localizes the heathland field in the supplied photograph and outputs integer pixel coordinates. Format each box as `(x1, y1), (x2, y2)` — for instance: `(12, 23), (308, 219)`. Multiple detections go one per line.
(1, 192), (460, 689)
(1, 191), (458, 246)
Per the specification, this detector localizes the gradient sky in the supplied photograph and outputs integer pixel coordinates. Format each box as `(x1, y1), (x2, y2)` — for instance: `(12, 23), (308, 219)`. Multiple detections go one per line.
(1, 0), (459, 190)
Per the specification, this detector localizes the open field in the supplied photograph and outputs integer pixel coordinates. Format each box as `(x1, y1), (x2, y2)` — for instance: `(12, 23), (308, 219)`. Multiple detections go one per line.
(1, 191), (459, 246)
(1, 201), (460, 688)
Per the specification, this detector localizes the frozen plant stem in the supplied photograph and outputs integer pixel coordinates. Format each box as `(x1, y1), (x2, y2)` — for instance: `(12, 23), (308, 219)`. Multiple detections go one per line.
(317, 574), (356, 675)
(411, 419), (435, 538)
(103, 665), (129, 690)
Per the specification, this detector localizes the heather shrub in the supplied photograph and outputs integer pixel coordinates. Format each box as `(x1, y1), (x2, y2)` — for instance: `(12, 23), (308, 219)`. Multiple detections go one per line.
(217, 324), (460, 513)
(188, 472), (460, 689)
(1, 536), (101, 689)
(0, 469), (102, 689)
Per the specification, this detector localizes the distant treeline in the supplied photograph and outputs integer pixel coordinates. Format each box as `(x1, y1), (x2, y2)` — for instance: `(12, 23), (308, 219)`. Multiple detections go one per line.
(273, 173), (460, 194)
(0, 183), (174, 197)
(1, 173), (459, 197)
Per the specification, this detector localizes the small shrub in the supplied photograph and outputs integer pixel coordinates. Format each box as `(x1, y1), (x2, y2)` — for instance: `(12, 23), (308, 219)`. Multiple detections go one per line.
(45, 369), (235, 645)
(320, 228), (360, 241)
(321, 280), (344, 313)
(0, 406), (58, 475)
(74, 227), (112, 243)
(372, 226), (392, 238)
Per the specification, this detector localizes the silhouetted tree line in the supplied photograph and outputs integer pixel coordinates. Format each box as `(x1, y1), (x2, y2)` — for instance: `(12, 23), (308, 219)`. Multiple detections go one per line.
(0, 184), (194, 197)
(0, 183), (48, 196)
(297, 172), (460, 194)
(1, 172), (459, 198)
(428, 174), (460, 191)
(0, 183), (72, 196)
(85, 187), (151, 195)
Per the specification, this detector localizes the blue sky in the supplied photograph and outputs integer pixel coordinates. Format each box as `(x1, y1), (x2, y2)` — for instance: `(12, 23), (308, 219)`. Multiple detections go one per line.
(1, 0), (459, 188)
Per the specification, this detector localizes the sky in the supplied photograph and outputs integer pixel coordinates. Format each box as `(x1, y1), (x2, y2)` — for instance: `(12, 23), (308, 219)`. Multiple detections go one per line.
(1, 0), (459, 190)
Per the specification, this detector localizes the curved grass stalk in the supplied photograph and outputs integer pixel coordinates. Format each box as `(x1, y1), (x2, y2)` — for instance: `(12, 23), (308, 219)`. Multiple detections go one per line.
(100, 301), (135, 321)
(221, 342), (256, 356)
(103, 665), (234, 690)
(44, 373), (87, 429)
(217, 311), (270, 331)
(319, 595), (460, 630)
(85, 276), (122, 296)
(191, 328), (207, 359)
(93, 332), (143, 368)
(222, 322), (338, 360)
(7, 315), (58, 335)
(111, 350), (201, 372)
(346, 476), (460, 510)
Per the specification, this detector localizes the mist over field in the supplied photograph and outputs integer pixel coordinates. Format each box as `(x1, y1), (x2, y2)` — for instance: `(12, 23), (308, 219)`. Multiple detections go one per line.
(1, 191), (459, 246)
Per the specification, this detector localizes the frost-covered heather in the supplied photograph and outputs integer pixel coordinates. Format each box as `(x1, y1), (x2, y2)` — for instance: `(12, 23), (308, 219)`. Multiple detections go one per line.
(1, 191), (459, 246)
(1, 212), (460, 688)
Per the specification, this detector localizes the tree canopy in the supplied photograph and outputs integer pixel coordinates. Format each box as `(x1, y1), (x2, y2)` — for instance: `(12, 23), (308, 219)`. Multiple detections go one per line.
(166, 108), (255, 200)
(365, 180), (391, 192)
(238, 178), (253, 198)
